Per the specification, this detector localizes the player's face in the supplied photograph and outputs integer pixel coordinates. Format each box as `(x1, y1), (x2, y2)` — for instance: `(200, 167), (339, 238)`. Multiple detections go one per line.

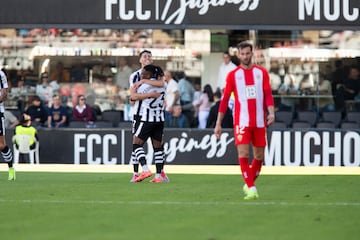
(141, 70), (151, 80)
(139, 52), (153, 67)
(238, 47), (253, 68)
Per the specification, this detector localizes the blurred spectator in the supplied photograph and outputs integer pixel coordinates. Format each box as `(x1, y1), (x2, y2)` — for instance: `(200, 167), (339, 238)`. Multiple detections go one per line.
(164, 104), (190, 128)
(123, 97), (132, 122)
(11, 77), (32, 113)
(36, 72), (53, 107)
(115, 57), (132, 88)
(177, 72), (195, 125)
(47, 95), (67, 128)
(25, 95), (49, 128)
(13, 113), (39, 163)
(50, 61), (70, 83)
(298, 74), (315, 110)
(330, 60), (347, 97)
(193, 84), (214, 129)
(92, 62), (113, 81)
(277, 74), (300, 111)
(60, 95), (73, 127)
(192, 83), (202, 123)
(269, 67), (282, 94)
(335, 66), (360, 112)
(217, 52), (237, 92)
(164, 70), (179, 113)
(312, 73), (335, 113)
(70, 59), (87, 82)
(70, 83), (87, 107)
(72, 95), (95, 123)
(4, 110), (19, 128)
(206, 89), (233, 128)
(14, 113), (38, 149)
(299, 74), (314, 95)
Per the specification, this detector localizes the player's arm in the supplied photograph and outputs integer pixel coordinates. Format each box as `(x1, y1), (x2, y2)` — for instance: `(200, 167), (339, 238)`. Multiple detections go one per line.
(134, 77), (165, 89)
(0, 88), (8, 103)
(128, 73), (137, 106)
(214, 73), (233, 139)
(214, 112), (225, 139)
(129, 86), (161, 101)
(263, 70), (275, 125)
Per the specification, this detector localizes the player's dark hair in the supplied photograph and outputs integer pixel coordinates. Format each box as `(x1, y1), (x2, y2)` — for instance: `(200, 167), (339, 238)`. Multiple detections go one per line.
(237, 41), (253, 51)
(139, 50), (152, 58)
(203, 84), (214, 102)
(143, 64), (164, 79)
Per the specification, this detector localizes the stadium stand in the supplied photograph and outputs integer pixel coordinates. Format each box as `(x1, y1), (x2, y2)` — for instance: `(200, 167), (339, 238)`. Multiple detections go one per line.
(340, 121), (359, 130)
(295, 111), (318, 127)
(101, 110), (124, 127)
(291, 121), (312, 129)
(275, 111), (294, 127)
(268, 121), (287, 130)
(94, 121), (113, 128)
(345, 112), (360, 125)
(316, 122), (336, 129)
(321, 111), (343, 127)
(68, 121), (87, 128)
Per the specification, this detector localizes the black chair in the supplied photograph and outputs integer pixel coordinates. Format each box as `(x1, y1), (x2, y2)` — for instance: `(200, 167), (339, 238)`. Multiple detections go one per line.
(68, 121), (87, 128)
(117, 121), (132, 129)
(345, 112), (360, 125)
(101, 110), (124, 127)
(291, 121), (312, 129)
(340, 121), (359, 130)
(95, 121), (113, 128)
(275, 111), (294, 127)
(9, 109), (21, 119)
(268, 121), (287, 130)
(321, 111), (343, 127)
(316, 122), (336, 129)
(296, 111), (317, 127)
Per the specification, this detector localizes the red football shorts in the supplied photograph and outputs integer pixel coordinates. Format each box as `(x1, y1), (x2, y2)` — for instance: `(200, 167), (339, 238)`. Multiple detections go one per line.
(233, 126), (267, 147)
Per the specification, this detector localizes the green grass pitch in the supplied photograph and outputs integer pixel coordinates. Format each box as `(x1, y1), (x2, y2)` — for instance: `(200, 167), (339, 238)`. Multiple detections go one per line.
(0, 172), (359, 240)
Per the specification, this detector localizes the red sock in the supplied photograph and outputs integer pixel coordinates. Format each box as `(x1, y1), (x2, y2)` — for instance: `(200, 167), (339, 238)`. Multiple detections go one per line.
(251, 159), (263, 182)
(239, 157), (254, 188)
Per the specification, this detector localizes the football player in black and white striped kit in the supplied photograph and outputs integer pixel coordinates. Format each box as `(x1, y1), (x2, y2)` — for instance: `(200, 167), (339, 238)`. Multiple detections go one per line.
(128, 50), (169, 183)
(130, 64), (168, 183)
(0, 70), (15, 180)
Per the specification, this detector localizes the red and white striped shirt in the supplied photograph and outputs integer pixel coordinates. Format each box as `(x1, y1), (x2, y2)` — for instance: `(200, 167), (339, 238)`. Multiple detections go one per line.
(218, 65), (274, 128)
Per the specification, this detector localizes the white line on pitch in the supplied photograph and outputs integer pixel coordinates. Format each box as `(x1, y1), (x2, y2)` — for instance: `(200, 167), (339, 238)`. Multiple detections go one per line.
(0, 199), (359, 207)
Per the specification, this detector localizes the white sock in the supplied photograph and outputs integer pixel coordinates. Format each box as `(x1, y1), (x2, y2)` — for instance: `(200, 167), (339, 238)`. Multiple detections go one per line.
(142, 165), (149, 171)
(249, 186), (257, 192)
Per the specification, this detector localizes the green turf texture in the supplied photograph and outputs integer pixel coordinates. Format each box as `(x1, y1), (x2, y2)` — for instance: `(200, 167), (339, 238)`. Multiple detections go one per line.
(0, 172), (358, 240)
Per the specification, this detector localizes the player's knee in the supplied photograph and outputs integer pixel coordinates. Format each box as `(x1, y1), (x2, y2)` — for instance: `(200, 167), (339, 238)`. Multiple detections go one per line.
(133, 144), (142, 152)
(0, 143), (6, 151)
(132, 136), (144, 146)
(154, 147), (164, 152)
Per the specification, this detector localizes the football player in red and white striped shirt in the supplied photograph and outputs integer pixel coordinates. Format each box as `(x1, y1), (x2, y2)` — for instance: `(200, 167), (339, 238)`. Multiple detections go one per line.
(214, 41), (275, 200)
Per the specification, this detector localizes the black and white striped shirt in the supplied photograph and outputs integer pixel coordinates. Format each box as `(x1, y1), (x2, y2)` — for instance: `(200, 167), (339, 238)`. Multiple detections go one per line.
(0, 70), (9, 113)
(129, 69), (143, 117)
(137, 83), (166, 122)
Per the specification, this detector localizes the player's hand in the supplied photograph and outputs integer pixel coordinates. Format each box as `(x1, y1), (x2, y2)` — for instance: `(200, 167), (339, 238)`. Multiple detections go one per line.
(267, 113), (275, 126)
(129, 85), (136, 94)
(214, 124), (222, 139)
(133, 80), (143, 89)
